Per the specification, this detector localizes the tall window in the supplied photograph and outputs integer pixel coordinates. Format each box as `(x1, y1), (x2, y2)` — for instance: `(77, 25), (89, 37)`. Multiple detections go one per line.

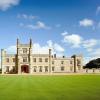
(70, 66), (73, 71)
(61, 66), (64, 71)
(77, 59), (81, 70)
(45, 66), (48, 72)
(6, 66), (9, 72)
(52, 61), (54, 64)
(23, 48), (27, 54)
(77, 59), (81, 66)
(45, 58), (48, 62)
(13, 58), (15, 62)
(33, 66), (37, 72)
(70, 61), (73, 64)
(39, 66), (42, 72)
(33, 58), (36, 62)
(39, 58), (42, 62)
(23, 57), (27, 62)
(12, 66), (16, 72)
(6, 58), (9, 62)
(52, 66), (55, 71)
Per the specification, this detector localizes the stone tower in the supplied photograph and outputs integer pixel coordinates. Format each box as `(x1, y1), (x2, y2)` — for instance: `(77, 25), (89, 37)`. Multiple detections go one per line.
(16, 38), (32, 74)
(1, 49), (6, 74)
(71, 54), (83, 72)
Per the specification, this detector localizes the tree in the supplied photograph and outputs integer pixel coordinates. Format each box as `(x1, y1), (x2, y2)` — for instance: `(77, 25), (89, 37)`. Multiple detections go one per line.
(84, 58), (100, 69)
(0, 68), (2, 74)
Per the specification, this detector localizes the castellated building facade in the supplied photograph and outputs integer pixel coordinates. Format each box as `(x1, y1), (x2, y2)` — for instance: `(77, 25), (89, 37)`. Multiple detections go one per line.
(1, 39), (83, 74)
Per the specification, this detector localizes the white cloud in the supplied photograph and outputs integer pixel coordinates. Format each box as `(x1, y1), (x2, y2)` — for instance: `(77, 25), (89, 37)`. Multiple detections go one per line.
(35, 21), (50, 29)
(17, 14), (38, 20)
(84, 49), (100, 64)
(20, 21), (51, 30)
(61, 31), (100, 64)
(0, 0), (20, 11)
(61, 31), (68, 36)
(83, 39), (97, 52)
(32, 43), (49, 54)
(5, 40), (64, 56)
(33, 41), (64, 55)
(79, 18), (94, 27)
(61, 31), (99, 53)
(83, 57), (91, 65)
(6, 45), (16, 54)
(63, 34), (83, 48)
(96, 6), (100, 15)
(54, 43), (64, 52)
(90, 48), (100, 57)
(47, 40), (53, 48)
(55, 24), (61, 28)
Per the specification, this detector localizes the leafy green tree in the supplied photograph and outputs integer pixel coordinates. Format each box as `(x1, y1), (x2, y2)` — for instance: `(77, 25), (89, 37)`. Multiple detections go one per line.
(0, 68), (2, 74)
(84, 58), (100, 69)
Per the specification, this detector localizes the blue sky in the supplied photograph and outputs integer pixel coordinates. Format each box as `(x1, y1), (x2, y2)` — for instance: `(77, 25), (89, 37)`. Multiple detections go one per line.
(0, 0), (100, 64)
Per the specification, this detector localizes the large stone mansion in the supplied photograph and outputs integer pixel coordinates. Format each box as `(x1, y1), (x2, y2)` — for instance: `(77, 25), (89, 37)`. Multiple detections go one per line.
(1, 39), (83, 74)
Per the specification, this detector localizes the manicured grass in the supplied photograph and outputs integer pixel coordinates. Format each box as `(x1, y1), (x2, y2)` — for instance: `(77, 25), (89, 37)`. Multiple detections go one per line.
(0, 75), (100, 100)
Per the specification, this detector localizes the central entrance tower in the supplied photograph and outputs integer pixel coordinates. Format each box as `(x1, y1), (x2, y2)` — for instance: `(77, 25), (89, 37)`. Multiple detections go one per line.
(16, 39), (32, 74)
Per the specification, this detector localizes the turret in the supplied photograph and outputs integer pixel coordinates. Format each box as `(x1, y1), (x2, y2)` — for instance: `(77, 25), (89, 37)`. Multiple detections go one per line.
(1, 49), (6, 56)
(1, 49), (6, 73)
(17, 38), (19, 48)
(71, 55), (77, 73)
(49, 49), (51, 57)
(30, 38), (32, 48)
(49, 49), (51, 73)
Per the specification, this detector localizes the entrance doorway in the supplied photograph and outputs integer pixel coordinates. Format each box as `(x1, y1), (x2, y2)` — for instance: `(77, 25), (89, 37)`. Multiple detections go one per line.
(21, 65), (29, 73)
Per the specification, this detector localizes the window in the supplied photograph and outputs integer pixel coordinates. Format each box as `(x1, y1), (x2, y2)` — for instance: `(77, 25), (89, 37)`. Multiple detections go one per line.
(61, 66), (64, 71)
(23, 57), (27, 62)
(52, 66), (55, 71)
(77, 59), (81, 66)
(12, 66), (16, 72)
(6, 66), (9, 72)
(70, 61), (72, 64)
(6, 58), (9, 62)
(23, 48), (27, 54)
(33, 58), (36, 62)
(39, 66), (42, 72)
(45, 58), (48, 62)
(70, 66), (73, 71)
(77, 59), (81, 70)
(45, 66), (48, 72)
(52, 61), (54, 64)
(61, 61), (64, 64)
(39, 58), (42, 62)
(13, 58), (15, 62)
(33, 66), (37, 72)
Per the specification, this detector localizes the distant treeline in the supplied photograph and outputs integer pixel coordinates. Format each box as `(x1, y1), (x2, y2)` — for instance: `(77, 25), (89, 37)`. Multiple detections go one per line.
(84, 58), (100, 69)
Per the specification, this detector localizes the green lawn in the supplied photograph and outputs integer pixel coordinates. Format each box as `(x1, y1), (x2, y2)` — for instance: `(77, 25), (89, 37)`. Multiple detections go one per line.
(0, 75), (100, 100)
